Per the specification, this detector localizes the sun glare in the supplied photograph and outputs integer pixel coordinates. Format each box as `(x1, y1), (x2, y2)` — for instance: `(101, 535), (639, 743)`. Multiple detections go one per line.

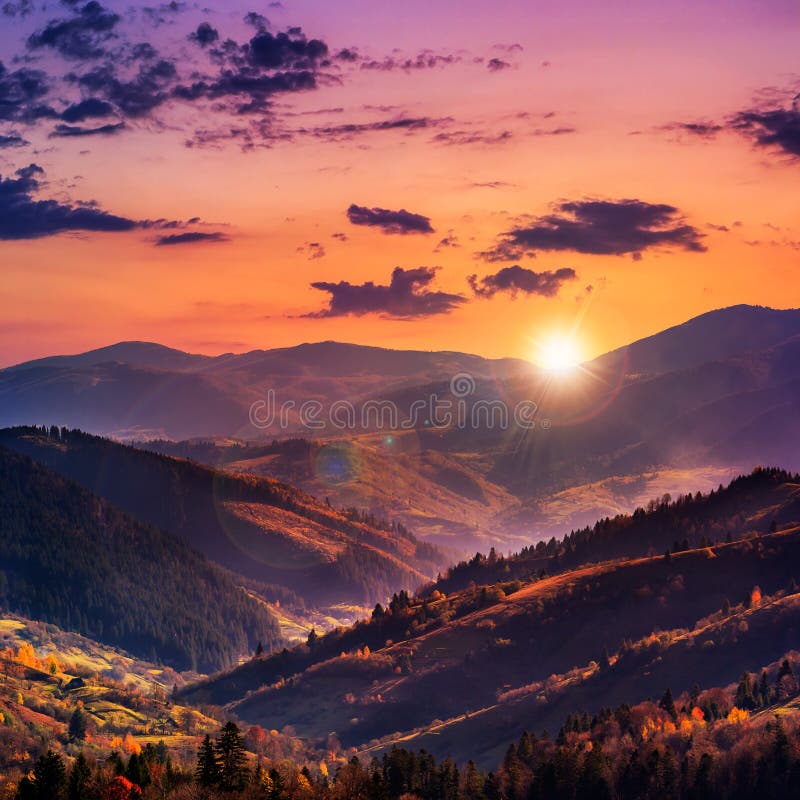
(537, 337), (582, 373)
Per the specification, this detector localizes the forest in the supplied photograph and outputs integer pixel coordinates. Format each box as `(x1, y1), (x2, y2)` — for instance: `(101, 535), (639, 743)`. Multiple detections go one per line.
(0, 445), (280, 672)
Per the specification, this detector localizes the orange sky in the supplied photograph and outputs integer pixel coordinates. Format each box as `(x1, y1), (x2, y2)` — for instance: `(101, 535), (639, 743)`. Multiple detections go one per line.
(1, 0), (798, 366)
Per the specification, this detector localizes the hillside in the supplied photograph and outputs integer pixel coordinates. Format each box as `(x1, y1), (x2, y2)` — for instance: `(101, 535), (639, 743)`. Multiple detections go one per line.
(180, 469), (800, 764)
(0, 446), (279, 672)
(587, 304), (800, 378)
(0, 427), (445, 607)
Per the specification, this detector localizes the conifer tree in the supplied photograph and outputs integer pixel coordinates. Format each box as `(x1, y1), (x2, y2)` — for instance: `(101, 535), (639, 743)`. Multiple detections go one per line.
(195, 734), (220, 787)
(216, 721), (248, 791)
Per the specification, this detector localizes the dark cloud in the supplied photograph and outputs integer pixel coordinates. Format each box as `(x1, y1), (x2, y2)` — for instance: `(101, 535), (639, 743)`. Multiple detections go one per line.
(0, 163), (140, 240)
(331, 232), (348, 241)
(173, 27), (328, 118)
(27, 1), (121, 60)
(0, 132), (27, 148)
(60, 97), (114, 122)
(487, 58), (511, 72)
(359, 51), (461, 72)
(0, 61), (55, 123)
(189, 22), (219, 48)
(155, 231), (229, 246)
(307, 266), (464, 318)
(295, 116), (447, 143)
(432, 129), (512, 146)
(75, 58), (177, 117)
(347, 204), (434, 235)
(50, 121), (125, 137)
(479, 198), (706, 260)
(2, 0), (33, 17)
(141, 2), (186, 27)
(469, 265), (577, 298)
(297, 240), (325, 259)
(732, 95), (800, 158)
(659, 121), (723, 139)
(244, 12), (269, 30)
(434, 232), (460, 251)
(470, 180), (517, 189)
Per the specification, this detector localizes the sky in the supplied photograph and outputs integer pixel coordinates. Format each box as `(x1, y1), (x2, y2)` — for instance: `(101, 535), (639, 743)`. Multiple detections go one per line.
(1, 0), (798, 367)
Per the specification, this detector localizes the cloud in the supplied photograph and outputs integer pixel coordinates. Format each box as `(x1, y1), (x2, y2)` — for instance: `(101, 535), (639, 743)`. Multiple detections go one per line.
(432, 129), (513, 146)
(470, 180), (518, 189)
(60, 97), (115, 122)
(293, 116), (448, 143)
(307, 266), (464, 318)
(479, 198), (706, 260)
(435, 232), (460, 251)
(0, 61), (55, 123)
(74, 58), (178, 118)
(27, 1), (121, 60)
(50, 122), (125, 137)
(468, 265), (577, 298)
(172, 26), (328, 118)
(659, 121), (723, 139)
(0, 132), (27, 148)
(155, 231), (229, 246)
(2, 0), (32, 17)
(188, 22), (219, 47)
(0, 163), (141, 240)
(732, 95), (800, 158)
(359, 50), (462, 72)
(487, 58), (511, 72)
(347, 204), (434, 234)
(297, 241), (325, 259)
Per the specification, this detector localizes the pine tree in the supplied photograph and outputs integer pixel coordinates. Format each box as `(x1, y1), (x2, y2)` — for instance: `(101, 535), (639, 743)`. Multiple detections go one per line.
(31, 750), (67, 800)
(216, 721), (248, 791)
(67, 753), (91, 800)
(659, 688), (677, 720)
(195, 734), (220, 787)
(68, 706), (88, 742)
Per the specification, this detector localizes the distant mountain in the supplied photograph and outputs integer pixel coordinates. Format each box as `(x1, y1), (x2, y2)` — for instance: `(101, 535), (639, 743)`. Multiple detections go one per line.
(0, 445), (279, 672)
(0, 341), (530, 440)
(588, 304), (800, 378)
(0, 427), (446, 606)
(4, 340), (214, 373)
(182, 468), (800, 765)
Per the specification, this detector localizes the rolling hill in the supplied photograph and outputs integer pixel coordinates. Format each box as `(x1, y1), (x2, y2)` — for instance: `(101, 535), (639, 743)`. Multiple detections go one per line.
(0, 427), (446, 607)
(179, 468), (800, 764)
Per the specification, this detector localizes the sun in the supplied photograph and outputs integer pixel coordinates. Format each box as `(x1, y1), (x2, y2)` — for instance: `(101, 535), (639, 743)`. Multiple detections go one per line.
(537, 336), (582, 373)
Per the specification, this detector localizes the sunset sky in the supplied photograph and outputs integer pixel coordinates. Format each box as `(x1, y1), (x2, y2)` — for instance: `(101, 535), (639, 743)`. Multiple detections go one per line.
(1, 0), (798, 367)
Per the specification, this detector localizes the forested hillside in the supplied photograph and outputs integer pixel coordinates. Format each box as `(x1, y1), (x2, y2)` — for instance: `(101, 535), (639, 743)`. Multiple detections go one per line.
(0, 446), (279, 672)
(0, 427), (445, 606)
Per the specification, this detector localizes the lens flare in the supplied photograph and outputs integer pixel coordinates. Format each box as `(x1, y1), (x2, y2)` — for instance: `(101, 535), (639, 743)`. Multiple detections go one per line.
(537, 337), (582, 373)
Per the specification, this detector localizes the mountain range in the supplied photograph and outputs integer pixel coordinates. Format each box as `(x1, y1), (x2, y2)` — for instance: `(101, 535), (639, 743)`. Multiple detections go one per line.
(5, 304), (793, 550)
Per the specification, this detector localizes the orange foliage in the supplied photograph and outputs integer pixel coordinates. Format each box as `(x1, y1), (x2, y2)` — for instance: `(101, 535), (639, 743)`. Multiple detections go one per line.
(16, 644), (37, 668)
(727, 706), (750, 724)
(103, 776), (142, 800)
(122, 733), (141, 755)
(750, 586), (762, 607)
